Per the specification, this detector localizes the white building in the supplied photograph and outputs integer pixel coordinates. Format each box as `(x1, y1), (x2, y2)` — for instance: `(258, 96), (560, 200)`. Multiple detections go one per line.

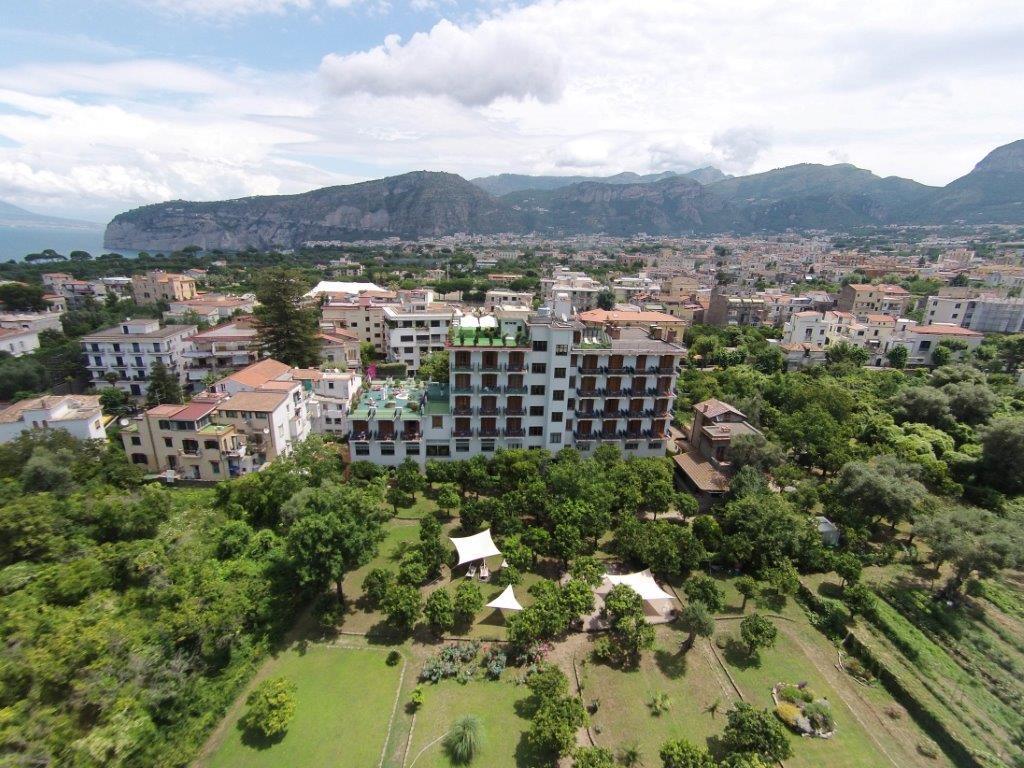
(540, 269), (604, 310)
(293, 368), (362, 436)
(382, 292), (462, 374)
(878, 321), (984, 367)
(81, 319), (197, 398)
(0, 326), (40, 356)
(164, 293), (256, 325)
(924, 295), (1024, 334)
(0, 395), (105, 443)
(182, 318), (260, 389)
(0, 311), (64, 334)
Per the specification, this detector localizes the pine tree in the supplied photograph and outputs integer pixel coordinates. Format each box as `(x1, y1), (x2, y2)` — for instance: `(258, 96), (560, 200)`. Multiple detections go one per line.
(146, 359), (183, 406)
(253, 268), (321, 367)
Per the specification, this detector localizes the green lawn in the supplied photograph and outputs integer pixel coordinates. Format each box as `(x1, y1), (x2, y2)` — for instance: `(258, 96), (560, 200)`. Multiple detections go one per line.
(404, 676), (539, 768)
(203, 644), (403, 768)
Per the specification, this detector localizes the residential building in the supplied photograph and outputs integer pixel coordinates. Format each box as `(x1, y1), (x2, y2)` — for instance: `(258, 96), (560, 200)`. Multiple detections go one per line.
(349, 305), (684, 466)
(705, 293), (768, 327)
(0, 311), (64, 334)
(320, 292), (395, 354)
(837, 283), (911, 317)
(0, 395), (105, 443)
(293, 368), (362, 436)
(877, 322), (984, 367)
(540, 269), (604, 310)
(382, 292), (462, 374)
(81, 319), (196, 398)
(182, 318), (260, 389)
(612, 276), (661, 303)
(131, 271), (198, 304)
(672, 399), (760, 508)
(319, 329), (361, 369)
(577, 308), (688, 337)
(484, 289), (534, 310)
(924, 295), (1024, 333)
(0, 326), (39, 356)
(164, 293), (255, 325)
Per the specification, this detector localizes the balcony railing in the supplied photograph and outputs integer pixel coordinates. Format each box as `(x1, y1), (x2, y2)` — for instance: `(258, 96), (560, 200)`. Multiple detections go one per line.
(452, 406), (473, 415)
(478, 406), (502, 416)
(504, 427), (525, 437)
(504, 406), (525, 416)
(478, 427), (501, 437)
(504, 385), (527, 394)
(453, 428), (474, 438)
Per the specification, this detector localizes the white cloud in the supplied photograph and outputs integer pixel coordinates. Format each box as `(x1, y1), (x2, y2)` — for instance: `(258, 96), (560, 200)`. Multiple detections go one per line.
(319, 17), (564, 106)
(4, 0), (1024, 219)
(145, 0), (312, 18)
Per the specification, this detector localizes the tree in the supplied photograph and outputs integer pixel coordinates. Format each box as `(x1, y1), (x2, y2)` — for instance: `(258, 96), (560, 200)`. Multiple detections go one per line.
(734, 576), (758, 611)
(144, 359), (183, 406)
(890, 386), (951, 429)
(595, 289), (616, 310)
(830, 456), (926, 531)
(436, 483), (461, 517)
(833, 552), (862, 588)
(253, 267), (321, 367)
(529, 694), (587, 757)
(0, 281), (47, 311)
(930, 345), (952, 367)
(574, 746), (615, 768)
(362, 568), (396, 607)
(722, 702), (792, 762)
(424, 589), (455, 634)
(417, 512), (446, 579)
(284, 483), (386, 604)
(570, 555), (604, 587)
(726, 433), (785, 474)
(739, 614), (777, 656)
(997, 333), (1024, 372)
(942, 381), (998, 425)
(395, 458), (425, 495)
(677, 601), (715, 653)
(683, 573), (724, 613)
(241, 677), (297, 739)
(360, 341), (376, 366)
(444, 715), (482, 765)
(602, 584), (655, 666)
(99, 387), (131, 417)
(843, 582), (876, 618)
(825, 341), (868, 368)
(886, 345), (908, 369)
(454, 580), (484, 623)
(978, 417), (1024, 494)
(659, 738), (715, 768)
(382, 583), (422, 629)
(417, 350), (449, 382)
(20, 448), (74, 496)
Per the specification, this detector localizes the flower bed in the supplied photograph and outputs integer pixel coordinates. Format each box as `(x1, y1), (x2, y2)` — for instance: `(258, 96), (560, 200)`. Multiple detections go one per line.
(771, 682), (837, 738)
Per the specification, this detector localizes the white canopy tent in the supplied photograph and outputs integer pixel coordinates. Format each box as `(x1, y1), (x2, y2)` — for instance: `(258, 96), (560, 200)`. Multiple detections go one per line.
(602, 570), (677, 603)
(449, 529), (502, 567)
(485, 585), (523, 612)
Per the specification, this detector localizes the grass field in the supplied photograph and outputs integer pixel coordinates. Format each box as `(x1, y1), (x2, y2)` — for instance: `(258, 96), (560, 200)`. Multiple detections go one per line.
(202, 644), (404, 768)
(403, 676), (539, 768)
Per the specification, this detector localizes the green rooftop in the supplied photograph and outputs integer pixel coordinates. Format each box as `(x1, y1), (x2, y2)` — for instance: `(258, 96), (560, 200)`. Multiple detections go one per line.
(350, 378), (426, 420)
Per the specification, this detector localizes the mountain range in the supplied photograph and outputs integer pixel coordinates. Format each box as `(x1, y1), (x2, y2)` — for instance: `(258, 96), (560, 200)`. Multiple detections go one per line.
(104, 140), (1024, 250)
(0, 200), (101, 230)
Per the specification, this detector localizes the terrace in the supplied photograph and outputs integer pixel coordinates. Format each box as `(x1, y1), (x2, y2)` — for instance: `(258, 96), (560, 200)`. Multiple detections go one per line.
(349, 378), (426, 421)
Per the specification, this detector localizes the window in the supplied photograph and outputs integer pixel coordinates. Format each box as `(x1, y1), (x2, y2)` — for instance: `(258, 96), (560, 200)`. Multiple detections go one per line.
(554, 367), (566, 379)
(163, 437), (173, 447)
(407, 445), (420, 456)
(130, 435), (141, 446)
(456, 440), (470, 453)
(530, 385), (546, 396)
(529, 406), (545, 417)
(481, 439), (495, 452)
(158, 419), (170, 430)
(553, 390), (565, 401)
(919, 340), (932, 351)
(380, 443), (395, 455)
(550, 433), (562, 444)
(204, 440), (218, 449)
(355, 444), (370, 456)
(532, 340), (548, 351)
(625, 442), (638, 451)
(551, 412), (563, 423)
(556, 344), (568, 355)
(432, 416), (443, 428)
(210, 461), (220, 474)
(528, 426), (543, 436)
(531, 363), (547, 374)
(426, 444), (450, 457)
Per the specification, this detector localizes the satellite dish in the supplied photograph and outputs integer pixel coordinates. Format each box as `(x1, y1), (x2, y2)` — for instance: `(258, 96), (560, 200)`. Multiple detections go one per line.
(262, 427), (270, 434)
(118, 418), (130, 427)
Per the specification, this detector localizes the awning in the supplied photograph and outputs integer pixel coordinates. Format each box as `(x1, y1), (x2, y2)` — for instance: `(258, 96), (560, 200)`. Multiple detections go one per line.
(486, 584), (523, 611)
(603, 570), (677, 603)
(450, 529), (502, 567)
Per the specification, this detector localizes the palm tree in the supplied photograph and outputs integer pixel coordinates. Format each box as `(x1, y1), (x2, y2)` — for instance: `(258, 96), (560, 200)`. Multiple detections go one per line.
(444, 715), (482, 765)
(618, 742), (643, 766)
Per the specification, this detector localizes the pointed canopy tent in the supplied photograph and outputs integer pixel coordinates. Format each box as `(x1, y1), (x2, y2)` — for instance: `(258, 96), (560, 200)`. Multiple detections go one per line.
(486, 584), (523, 612)
(449, 529), (502, 567)
(602, 570), (677, 603)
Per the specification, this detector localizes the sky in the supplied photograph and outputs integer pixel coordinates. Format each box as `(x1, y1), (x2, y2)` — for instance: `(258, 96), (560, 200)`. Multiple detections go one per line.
(2, 0), (1024, 222)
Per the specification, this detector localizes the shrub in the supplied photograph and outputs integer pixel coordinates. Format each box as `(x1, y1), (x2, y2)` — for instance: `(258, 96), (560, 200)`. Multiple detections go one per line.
(312, 593), (345, 633)
(778, 685), (813, 704)
(386, 650), (402, 666)
(362, 568), (395, 607)
(409, 686), (424, 710)
(241, 677), (297, 739)
(803, 700), (834, 732)
(647, 692), (671, 716)
(775, 701), (801, 729)
(444, 715), (482, 764)
(482, 647), (506, 680)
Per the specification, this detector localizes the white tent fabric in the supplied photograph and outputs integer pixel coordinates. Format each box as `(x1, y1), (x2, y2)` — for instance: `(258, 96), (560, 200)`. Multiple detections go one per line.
(450, 529), (502, 567)
(603, 570), (676, 603)
(486, 584), (523, 611)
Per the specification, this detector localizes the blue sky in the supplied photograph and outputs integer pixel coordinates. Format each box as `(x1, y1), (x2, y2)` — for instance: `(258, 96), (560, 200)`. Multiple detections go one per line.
(2, 0), (1024, 221)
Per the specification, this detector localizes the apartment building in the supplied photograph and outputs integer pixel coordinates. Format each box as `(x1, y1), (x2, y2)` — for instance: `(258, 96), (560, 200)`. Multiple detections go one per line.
(577, 309), (688, 336)
(349, 306), (684, 466)
(81, 319), (196, 397)
(131, 271), (198, 304)
(319, 329), (361, 369)
(0, 394), (105, 443)
(612, 276), (661, 303)
(0, 310), (64, 334)
(878, 322), (983, 367)
(293, 368), (362, 436)
(123, 358), (320, 480)
(0, 326), (39, 356)
(705, 293), (768, 327)
(182, 318), (260, 389)
(673, 399), (760, 508)
(783, 311), (895, 354)
(540, 269), (603, 310)
(382, 292), (462, 375)
(484, 289), (533, 310)
(924, 295), (1024, 334)
(837, 283), (911, 317)
(41, 273), (106, 308)
(321, 292), (395, 354)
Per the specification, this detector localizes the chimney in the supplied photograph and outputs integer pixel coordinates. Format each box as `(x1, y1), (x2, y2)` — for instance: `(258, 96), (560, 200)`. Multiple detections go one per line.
(649, 324), (663, 340)
(606, 323), (621, 339)
(666, 328), (678, 343)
